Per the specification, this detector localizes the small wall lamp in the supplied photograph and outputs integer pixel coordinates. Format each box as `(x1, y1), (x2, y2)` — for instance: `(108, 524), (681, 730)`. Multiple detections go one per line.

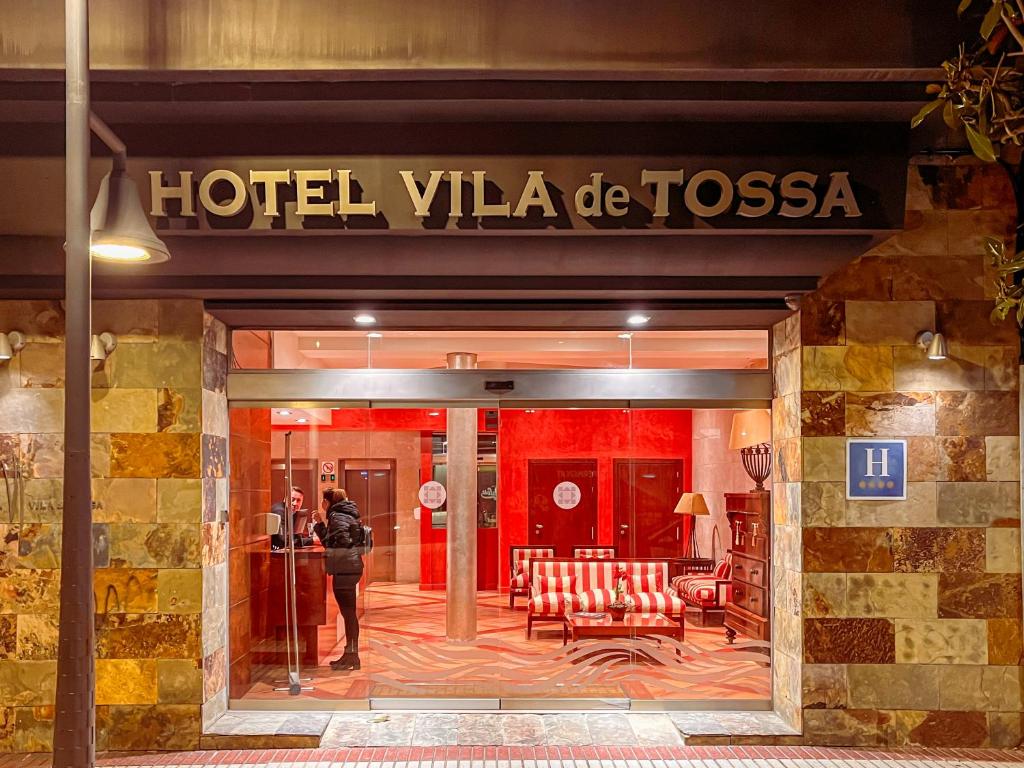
(90, 332), (118, 362)
(0, 331), (26, 361)
(915, 330), (948, 361)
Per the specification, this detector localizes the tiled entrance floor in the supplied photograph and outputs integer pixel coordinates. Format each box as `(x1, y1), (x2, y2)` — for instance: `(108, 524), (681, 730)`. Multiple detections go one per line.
(204, 711), (798, 749)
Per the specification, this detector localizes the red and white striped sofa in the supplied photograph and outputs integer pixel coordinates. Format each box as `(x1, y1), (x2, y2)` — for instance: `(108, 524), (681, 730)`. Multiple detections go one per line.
(526, 557), (685, 637)
(671, 553), (733, 624)
(509, 546), (555, 609)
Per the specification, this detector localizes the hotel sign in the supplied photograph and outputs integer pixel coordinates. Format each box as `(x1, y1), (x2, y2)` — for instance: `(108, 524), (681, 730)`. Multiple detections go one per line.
(141, 155), (900, 233)
(151, 167), (862, 225)
(846, 439), (907, 501)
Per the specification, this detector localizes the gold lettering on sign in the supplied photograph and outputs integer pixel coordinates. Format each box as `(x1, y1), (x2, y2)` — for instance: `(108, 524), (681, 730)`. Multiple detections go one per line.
(512, 171), (556, 218)
(249, 170), (291, 216)
(815, 171), (862, 218)
(149, 171), (195, 217)
(337, 169), (377, 215)
(400, 170), (444, 218)
(641, 169), (683, 217)
(574, 173), (603, 218)
(198, 170), (247, 217)
(736, 171), (776, 218)
(472, 171), (511, 216)
(778, 171), (818, 218)
(146, 165), (869, 226)
(294, 169), (333, 216)
(684, 170), (733, 218)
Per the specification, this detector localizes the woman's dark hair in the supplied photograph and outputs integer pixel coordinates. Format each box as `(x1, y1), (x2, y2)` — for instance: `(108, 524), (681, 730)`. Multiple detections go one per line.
(322, 487), (349, 505)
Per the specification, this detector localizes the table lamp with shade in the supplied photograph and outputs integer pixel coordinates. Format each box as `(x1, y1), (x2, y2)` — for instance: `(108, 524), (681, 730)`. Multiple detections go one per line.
(673, 492), (710, 558)
(729, 409), (772, 491)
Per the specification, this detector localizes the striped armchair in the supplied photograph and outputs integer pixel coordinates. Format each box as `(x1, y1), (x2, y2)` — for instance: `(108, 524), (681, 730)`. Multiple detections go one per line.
(671, 553), (733, 624)
(526, 557), (686, 638)
(508, 546), (555, 609)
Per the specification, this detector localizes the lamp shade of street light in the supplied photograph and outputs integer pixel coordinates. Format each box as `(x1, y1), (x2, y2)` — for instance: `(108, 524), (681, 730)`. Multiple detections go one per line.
(90, 170), (170, 264)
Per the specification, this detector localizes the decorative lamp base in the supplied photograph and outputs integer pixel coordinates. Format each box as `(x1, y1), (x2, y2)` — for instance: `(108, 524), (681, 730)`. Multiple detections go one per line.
(740, 442), (772, 492)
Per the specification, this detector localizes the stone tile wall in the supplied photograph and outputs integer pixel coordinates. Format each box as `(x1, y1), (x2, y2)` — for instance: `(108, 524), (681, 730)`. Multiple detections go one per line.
(772, 158), (1023, 747)
(0, 299), (216, 752)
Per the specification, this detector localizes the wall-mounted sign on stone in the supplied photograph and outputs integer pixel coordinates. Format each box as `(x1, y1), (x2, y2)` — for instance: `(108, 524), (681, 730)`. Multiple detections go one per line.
(846, 438), (907, 501)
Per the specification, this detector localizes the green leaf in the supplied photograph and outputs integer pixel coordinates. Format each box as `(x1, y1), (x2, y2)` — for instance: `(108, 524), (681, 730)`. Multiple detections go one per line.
(911, 99), (944, 128)
(943, 99), (959, 129)
(984, 236), (1005, 260)
(1015, 300), (1024, 325)
(966, 123), (998, 161)
(982, 0), (1004, 38)
(992, 306), (1007, 323)
(959, 0), (974, 14)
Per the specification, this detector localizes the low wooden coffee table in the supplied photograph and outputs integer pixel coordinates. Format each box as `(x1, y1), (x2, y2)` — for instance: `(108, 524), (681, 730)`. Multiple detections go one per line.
(563, 612), (684, 646)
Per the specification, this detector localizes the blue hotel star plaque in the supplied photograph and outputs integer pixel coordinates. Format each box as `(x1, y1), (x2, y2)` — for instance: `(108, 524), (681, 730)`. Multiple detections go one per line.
(846, 438), (907, 501)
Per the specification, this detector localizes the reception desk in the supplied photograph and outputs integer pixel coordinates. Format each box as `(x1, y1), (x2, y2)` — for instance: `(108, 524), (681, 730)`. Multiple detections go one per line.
(268, 544), (338, 666)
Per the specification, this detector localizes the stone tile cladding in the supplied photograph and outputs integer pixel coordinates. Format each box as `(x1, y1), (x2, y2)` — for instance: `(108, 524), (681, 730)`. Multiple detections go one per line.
(773, 158), (1023, 748)
(0, 300), (228, 752)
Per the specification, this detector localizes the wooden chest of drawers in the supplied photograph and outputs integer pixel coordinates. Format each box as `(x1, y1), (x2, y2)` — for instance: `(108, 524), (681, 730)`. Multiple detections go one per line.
(724, 491), (770, 643)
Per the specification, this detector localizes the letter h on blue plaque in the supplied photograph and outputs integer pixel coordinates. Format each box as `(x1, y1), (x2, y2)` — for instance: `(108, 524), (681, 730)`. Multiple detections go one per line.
(846, 438), (907, 500)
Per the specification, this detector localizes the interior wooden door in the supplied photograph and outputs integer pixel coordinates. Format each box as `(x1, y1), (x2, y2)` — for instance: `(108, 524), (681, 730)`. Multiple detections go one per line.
(344, 467), (396, 583)
(527, 459), (598, 555)
(613, 459), (684, 558)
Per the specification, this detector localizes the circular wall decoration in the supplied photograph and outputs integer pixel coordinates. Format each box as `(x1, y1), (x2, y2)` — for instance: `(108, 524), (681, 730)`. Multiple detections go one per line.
(552, 481), (582, 510)
(418, 480), (447, 509)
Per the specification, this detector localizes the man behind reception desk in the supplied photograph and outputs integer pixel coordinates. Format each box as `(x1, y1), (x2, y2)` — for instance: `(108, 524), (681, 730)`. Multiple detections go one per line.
(270, 486), (308, 550)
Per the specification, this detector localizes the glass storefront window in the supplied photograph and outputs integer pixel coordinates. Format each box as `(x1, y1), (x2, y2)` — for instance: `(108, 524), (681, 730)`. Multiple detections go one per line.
(227, 403), (771, 710)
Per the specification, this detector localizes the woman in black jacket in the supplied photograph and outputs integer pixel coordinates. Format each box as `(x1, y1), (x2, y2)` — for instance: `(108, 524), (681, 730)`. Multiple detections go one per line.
(312, 487), (364, 670)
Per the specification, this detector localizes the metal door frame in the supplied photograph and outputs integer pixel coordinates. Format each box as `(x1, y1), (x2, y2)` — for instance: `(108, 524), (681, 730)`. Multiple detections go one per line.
(226, 366), (773, 713)
(227, 367), (772, 409)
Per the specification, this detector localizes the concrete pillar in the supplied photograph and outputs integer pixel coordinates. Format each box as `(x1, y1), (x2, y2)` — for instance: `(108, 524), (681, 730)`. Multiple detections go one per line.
(445, 352), (478, 641)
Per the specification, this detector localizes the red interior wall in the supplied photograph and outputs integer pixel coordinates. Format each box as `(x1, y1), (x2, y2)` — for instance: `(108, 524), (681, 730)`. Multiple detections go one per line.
(496, 409), (693, 583)
(271, 408), (692, 592)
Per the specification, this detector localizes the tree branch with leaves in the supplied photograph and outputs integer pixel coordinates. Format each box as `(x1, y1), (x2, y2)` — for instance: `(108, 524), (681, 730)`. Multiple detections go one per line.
(915, 0), (1024, 334)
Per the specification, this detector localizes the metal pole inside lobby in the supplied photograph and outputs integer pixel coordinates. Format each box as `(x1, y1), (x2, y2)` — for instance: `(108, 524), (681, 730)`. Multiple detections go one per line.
(53, 0), (96, 764)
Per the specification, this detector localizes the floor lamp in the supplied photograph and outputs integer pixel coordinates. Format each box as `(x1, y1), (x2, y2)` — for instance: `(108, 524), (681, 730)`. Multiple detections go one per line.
(673, 492), (710, 559)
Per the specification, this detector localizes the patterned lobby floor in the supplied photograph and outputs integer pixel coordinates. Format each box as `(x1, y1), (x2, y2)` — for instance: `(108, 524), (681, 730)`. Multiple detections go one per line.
(239, 584), (770, 705)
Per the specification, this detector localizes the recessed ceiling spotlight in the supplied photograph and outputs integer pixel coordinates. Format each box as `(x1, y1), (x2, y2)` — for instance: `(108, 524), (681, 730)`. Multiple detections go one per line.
(626, 314), (650, 326)
(353, 313), (377, 325)
(296, 417), (308, 423)
(314, 339), (321, 349)
(428, 411), (440, 417)
(277, 410), (291, 416)
(617, 332), (633, 340)
(525, 409), (536, 414)
(366, 331), (383, 339)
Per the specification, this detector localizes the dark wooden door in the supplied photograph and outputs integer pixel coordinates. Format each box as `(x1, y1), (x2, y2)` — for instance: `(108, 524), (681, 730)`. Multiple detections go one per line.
(613, 459), (684, 558)
(344, 467), (396, 583)
(527, 459), (598, 555)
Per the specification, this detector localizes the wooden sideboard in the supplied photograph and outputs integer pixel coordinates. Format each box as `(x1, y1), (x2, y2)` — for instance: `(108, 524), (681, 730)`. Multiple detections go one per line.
(723, 491), (771, 643)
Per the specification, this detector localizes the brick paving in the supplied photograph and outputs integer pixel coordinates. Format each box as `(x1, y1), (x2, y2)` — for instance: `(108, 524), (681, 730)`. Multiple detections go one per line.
(1, 746), (1024, 767)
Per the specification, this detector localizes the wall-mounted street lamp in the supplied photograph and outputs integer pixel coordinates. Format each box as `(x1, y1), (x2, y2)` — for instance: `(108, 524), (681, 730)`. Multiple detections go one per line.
(89, 332), (117, 362)
(88, 113), (170, 264)
(0, 331), (26, 361)
(916, 330), (949, 361)
(56, 4), (171, 764)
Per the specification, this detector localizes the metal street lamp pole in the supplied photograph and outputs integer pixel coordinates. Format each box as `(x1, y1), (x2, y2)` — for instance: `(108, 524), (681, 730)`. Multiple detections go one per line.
(53, 0), (95, 764)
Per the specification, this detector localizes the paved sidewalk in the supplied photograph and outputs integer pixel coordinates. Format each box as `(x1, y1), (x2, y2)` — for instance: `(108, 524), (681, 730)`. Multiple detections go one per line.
(2, 745), (1024, 767)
